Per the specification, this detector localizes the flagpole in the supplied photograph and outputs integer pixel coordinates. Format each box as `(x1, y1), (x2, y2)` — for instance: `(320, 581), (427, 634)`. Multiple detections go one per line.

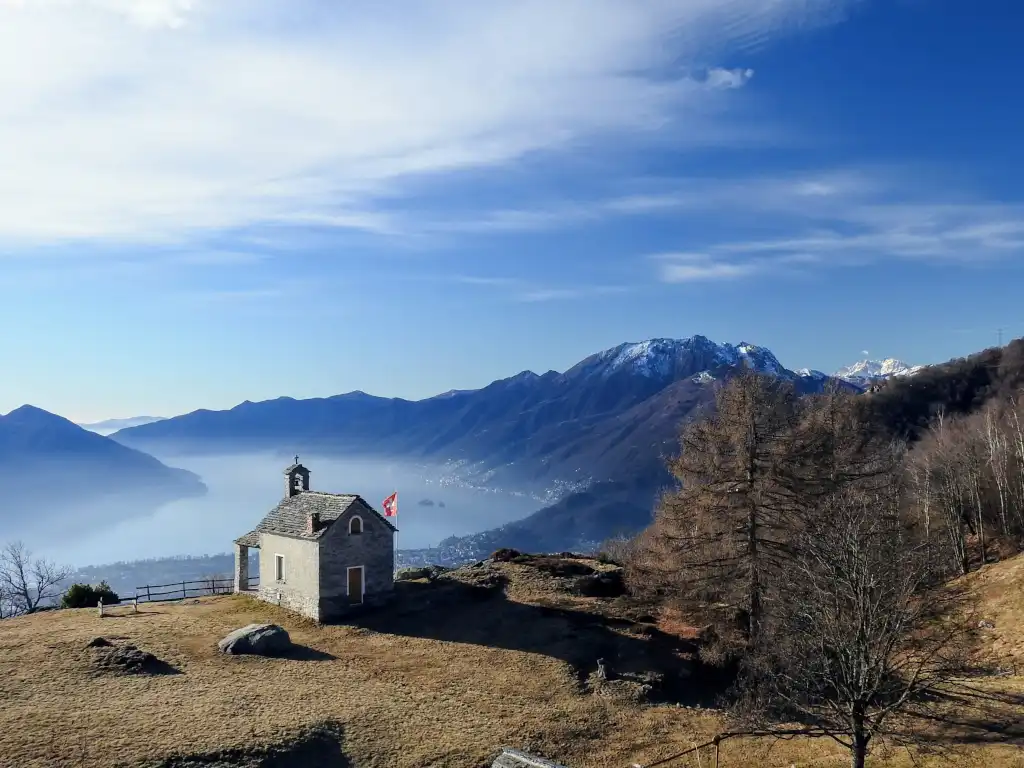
(384, 491), (399, 574)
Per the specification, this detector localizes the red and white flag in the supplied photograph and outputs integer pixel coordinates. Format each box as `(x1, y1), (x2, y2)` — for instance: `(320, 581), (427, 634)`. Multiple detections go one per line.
(382, 491), (398, 517)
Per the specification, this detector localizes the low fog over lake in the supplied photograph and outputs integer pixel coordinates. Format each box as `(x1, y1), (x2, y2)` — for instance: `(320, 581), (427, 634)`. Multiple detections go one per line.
(31, 453), (540, 568)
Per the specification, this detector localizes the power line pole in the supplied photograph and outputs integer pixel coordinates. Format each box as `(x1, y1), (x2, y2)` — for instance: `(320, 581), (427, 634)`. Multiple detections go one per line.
(998, 328), (1004, 347)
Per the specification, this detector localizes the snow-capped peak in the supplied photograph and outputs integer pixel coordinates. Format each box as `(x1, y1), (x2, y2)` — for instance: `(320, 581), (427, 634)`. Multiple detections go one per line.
(834, 358), (923, 383)
(578, 335), (788, 380)
(796, 368), (829, 379)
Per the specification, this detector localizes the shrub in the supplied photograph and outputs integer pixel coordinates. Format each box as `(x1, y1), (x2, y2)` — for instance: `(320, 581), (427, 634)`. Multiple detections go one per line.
(61, 581), (120, 609)
(596, 535), (633, 566)
(526, 555), (595, 577)
(491, 548), (522, 562)
(573, 570), (627, 597)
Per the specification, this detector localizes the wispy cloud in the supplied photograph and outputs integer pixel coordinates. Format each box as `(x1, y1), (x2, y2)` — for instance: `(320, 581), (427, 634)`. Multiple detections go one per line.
(452, 275), (522, 287)
(705, 67), (755, 89)
(168, 250), (270, 267)
(452, 274), (630, 303)
(625, 171), (1024, 282)
(179, 287), (286, 304)
(0, 0), (853, 244)
(516, 285), (630, 303)
(654, 253), (761, 282)
(418, 170), (884, 235)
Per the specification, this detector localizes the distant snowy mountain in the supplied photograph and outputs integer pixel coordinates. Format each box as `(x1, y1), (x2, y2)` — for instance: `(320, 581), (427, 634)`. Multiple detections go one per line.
(834, 358), (924, 386)
(574, 336), (787, 380)
(79, 415), (166, 436)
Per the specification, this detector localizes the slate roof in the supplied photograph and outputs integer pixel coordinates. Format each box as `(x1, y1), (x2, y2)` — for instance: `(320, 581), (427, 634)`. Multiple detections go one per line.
(235, 491), (398, 548)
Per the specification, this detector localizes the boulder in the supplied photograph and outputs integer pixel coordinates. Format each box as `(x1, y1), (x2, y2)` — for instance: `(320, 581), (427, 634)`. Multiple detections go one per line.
(218, 623), (292, 656)
(90, 641), (176, 675)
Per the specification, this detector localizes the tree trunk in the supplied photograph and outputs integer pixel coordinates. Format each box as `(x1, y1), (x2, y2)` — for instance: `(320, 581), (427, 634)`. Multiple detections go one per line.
(851, 727), (870, 768)
(748, 501), (761, 643)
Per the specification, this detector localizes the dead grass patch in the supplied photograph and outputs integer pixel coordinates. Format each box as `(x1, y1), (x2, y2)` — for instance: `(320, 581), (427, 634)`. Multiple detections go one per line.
(0, 557), (1022, 768)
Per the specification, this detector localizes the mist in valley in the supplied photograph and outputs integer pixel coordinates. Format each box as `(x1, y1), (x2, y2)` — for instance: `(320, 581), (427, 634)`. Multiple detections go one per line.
(24, 452), (541, 569)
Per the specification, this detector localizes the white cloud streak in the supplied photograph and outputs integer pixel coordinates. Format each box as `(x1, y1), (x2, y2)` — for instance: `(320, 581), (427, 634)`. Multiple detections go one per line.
(451, 274), (629, 302)
(705, 67), (755, 89)
(653, 252), (761, 282)
(0, 0), (852, 244)
(444, 168), (1024, 282)
(516, 285), (630, 303)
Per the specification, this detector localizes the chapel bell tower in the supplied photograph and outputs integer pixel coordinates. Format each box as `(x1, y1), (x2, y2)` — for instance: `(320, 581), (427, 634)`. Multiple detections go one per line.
(284, 456), (310, 498)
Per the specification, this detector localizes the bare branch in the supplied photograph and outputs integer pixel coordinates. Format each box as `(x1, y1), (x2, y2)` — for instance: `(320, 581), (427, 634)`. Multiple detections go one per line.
(0, 541), (72, 617)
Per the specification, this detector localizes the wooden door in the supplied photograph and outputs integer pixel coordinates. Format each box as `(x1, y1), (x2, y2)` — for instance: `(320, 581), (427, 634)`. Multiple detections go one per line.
(347, 566), (364, 604)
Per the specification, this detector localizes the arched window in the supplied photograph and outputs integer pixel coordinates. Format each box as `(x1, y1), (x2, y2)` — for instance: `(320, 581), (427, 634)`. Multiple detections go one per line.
(349, 516), (363, 535)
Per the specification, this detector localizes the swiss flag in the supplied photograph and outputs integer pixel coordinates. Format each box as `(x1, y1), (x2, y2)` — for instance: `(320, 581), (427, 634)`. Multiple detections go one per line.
(382, 491), (398, 517)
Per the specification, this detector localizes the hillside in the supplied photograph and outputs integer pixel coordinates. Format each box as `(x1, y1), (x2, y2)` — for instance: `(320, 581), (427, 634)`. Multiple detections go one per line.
(863, 336), (1024, 442)
(431, 479), (663, 563)
(0, 405), (206, 540)
(78, 415), (167, 436)
(1, 552), (1022, 768)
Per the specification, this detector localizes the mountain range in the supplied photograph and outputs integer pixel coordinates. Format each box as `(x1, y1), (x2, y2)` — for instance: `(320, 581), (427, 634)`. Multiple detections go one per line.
(0, 406), (205, 542)
(108, 337), (904, 553)
(834, 358), (924, 387)
(113, 337), (870, 493)
(0, 339), (923, 559)
(78, 415), (166, 436)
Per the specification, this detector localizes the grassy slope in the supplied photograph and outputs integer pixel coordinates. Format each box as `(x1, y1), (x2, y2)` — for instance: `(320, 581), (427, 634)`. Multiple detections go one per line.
(1, 557), (1022, 768)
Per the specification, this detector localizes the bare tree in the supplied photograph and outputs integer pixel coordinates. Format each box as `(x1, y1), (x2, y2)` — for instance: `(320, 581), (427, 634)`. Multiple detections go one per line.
(736, 483), (990, 768)
(0, 582), (13, 619)
(0, 541), (72, 617)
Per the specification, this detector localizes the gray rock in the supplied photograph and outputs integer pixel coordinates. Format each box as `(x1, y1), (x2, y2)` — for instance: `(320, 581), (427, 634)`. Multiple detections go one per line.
(217, 623), (292, 656)
(492, 748), (569, 768)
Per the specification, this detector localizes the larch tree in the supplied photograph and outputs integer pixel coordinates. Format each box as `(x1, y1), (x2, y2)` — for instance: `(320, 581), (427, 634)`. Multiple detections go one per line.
(634, 369), (804, 647)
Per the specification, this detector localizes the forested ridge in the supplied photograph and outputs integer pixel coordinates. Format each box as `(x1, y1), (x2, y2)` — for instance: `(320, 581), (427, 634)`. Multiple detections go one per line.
(616, 338), (1024, 768)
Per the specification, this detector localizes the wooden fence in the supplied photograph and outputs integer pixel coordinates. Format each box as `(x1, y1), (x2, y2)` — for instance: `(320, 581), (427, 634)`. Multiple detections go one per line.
(134, 575), (260, 604)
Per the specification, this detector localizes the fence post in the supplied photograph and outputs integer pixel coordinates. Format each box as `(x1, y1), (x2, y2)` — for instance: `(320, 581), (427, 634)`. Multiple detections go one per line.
(146, 585), (151, 603)
(182, 580), (187, 600)
(97, 597), (104, 617)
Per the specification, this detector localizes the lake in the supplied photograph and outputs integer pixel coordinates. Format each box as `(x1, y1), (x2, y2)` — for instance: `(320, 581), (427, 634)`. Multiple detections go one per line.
(34, 452), (541, 568)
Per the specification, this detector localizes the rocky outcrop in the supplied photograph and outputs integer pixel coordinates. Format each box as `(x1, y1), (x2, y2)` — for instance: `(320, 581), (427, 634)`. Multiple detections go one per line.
(395, 565), (451, 581)
(217, 624), (292, 656)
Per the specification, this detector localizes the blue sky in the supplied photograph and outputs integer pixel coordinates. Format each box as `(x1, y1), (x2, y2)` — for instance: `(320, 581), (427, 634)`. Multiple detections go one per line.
(1, 0), (1022, 422)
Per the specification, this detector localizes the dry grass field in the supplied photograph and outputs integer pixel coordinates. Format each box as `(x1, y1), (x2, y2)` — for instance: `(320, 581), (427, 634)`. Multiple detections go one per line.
(1, 555), (1023, 768)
